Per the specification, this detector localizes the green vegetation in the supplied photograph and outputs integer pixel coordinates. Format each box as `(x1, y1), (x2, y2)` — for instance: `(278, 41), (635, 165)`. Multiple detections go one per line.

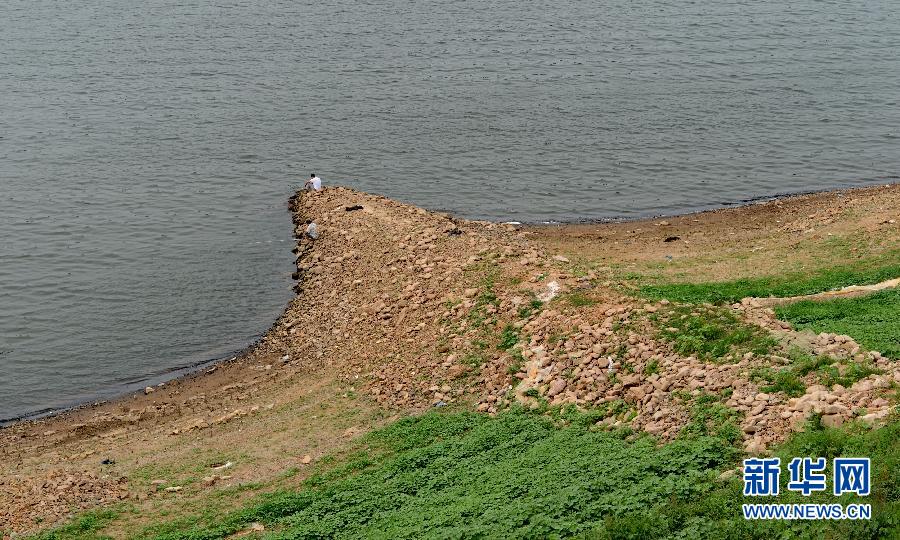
(41, 410), (899, 540)
(565, 292), (597, 307)
(788, 348), (837, 377)
(752, 348), (882, 395)
(654, 305), (777, 361)
(31, 408), (900, 540)
(818, 362), (884, 390)
(776, 289), (900, 359)
(639, 261), (900, 305)
(507, 349), (526, 375)
(122, 410), (742, 539)
(32, 509), (119, 540)
(680, 392), (743, 445)
(752, 367), (807, 397)
(517, 294), (544, 319)
(497, 324), (520, 351)
(461, 352), (486, 368)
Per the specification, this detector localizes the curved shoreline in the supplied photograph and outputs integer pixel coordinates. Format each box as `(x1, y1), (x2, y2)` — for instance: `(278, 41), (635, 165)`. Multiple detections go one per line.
(1, 182), (897, 429)
(0, 183), (898, 534)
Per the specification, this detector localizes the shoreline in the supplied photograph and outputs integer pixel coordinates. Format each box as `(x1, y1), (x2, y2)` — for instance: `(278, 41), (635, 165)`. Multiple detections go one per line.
(526, 180), (899, 225)
(1, 183), (897, 534)
(1, 182), (897, 429)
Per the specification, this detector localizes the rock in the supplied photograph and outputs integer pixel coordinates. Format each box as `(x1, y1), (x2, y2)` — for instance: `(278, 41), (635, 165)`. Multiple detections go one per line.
(821, 414), (844, 428)
(552, 255), (570, 263)
(300, 455), (312, 465)
(822, 403), (847, 415)
(547, 379), (567, 397)
(144, 386), (155, 395)
(744, 439), (767, 454)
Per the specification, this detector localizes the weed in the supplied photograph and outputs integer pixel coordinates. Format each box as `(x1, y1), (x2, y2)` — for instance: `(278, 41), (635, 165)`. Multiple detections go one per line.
(639, 259), (900, 305)
(566, 292), (597, 307)
(751, 365), (807, 397)
(129, 410), (740, 539)
(818, 362), (883, 389)
(497, 324), (519, 351)
(31, 508), (119, 540)
(681, 392), (743, 444)
(517, 295), (544, 319)
(507, 349), (525, 375)
(656, 305), (777, 361)
(42, 413), (900, 539)
(776, 289), (900, 359)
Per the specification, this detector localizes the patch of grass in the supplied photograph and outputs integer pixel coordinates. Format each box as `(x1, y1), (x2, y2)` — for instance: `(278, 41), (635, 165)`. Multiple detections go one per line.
(517, 295), (544, 319)
(753, 348), (880, 394)
(506, 349), (525, 375)
(497, 324), (519, 351)
(110, 410), (900, 540)
(37, 409), (900, 540)
(31, 508), (120, 540)
(656, 305), (778, 361)
(818, 362), (883, 389)
(752, 367), (807, 397)
(645, 359), (659, 376)
(776, 289), (900, 359)
(547, 331), (569, 346)
(788, 348), (835, 377)
(648, 417), (900, 539)
(680, 393), (743, 444)
(565, 292), (597, 307)
(132, 409), (739, 539)
(640, 261), (900, 305)
(461, 352), (486, 368)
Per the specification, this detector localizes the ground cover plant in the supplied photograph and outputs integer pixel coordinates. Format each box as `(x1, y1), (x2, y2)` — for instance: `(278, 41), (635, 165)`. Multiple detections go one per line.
(775, 289), (900, 360)
(34, 409), (892, 540)
(653, 305), (777, 361)
(638, 261), (900, 305)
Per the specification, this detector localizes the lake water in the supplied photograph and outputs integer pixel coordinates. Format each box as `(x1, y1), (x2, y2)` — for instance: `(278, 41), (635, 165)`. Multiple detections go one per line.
(2, 0), (898, 421)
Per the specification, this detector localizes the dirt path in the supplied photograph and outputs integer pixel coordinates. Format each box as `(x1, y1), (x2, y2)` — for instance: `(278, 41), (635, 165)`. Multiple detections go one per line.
(746, 277), (900, 307)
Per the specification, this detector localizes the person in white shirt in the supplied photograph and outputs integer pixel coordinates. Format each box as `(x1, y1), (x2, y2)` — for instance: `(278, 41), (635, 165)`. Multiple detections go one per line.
(304, 173), (323, 191)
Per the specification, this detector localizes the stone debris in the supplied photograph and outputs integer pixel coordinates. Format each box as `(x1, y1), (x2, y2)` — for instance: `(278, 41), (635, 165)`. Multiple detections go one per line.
(1, 186), (896, 533)
(0, 471), (128, 530)
(264, 188), (897, 453)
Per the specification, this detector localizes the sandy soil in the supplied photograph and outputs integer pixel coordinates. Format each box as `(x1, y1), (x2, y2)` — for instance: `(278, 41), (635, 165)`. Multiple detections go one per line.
(527, 183), (899, 283)
(1, 183), (898, 537)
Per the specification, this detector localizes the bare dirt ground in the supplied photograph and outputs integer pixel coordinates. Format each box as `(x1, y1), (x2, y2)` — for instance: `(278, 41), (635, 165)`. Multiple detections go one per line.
(527, 183), (899, 284)
(1, 184), (898, 537)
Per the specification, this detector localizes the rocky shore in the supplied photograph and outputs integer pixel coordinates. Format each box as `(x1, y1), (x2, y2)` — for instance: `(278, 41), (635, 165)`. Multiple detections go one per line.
(1, 184), (897, 536)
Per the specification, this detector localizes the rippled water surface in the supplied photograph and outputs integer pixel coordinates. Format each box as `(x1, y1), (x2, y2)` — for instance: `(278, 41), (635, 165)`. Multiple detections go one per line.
(2, 0), (899, 420)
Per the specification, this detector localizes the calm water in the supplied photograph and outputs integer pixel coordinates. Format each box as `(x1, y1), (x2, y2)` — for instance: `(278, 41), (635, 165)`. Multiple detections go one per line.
(2, 0), (899, 421)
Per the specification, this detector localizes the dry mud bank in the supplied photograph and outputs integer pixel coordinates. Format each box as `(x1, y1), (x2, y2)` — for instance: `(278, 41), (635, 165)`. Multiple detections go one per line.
(1, 184), (898, 536)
